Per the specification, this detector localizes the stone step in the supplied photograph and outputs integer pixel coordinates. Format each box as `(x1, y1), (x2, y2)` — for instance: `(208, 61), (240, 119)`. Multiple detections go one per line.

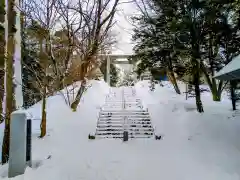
(96, 136), (153, 139)
(97, 125), (123, 129)
(103, 103), (142, 105)
(104, 101), (142, 106)
(99, 117), (150, 120)
(96, 131), (154, 135)
(105, 97), (139, 102)
(97, 124), (152, 127)
(101, 109), (148, 113)
(98, 119), (151, 123)
(99, 115), (151, 119)
(96, 128), (153, 133)
(95, 133), (154, 138)
(99, 112), (150, 115)
(98, 120), (151, 123)
(95, 132), (154, 135)
(100, 112), (148, 115)
(95, 88), (154, 139)
(102, 106), (143, 109)
(100, 109), (149, 115)
(96, 128), (123, 131)
(97, 124), (153, 128)
(98, 126), (152, 129)
(100, 114), (149, 116)
(102, 107), (143, 109)
(104, 102), (142, 103)
(101, 109), (143, 111)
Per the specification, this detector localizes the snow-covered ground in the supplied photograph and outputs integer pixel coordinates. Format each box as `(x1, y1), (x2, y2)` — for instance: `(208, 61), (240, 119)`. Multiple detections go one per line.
(0, 80), (240, 180)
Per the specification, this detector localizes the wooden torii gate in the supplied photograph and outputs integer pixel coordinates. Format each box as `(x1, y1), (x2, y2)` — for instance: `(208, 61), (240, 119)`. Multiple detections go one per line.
(98, 54), (136, 85)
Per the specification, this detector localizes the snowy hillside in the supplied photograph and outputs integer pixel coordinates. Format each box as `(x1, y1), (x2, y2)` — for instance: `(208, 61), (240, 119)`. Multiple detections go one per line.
(0, 80), (240, 180)
(0, 80), (109, 160)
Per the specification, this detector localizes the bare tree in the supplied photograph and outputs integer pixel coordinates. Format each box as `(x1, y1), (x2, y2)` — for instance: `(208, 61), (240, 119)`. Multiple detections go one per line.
(23, 0), (61, 137)
(21, 0), (120, 135)
(68, 0), (120, 111)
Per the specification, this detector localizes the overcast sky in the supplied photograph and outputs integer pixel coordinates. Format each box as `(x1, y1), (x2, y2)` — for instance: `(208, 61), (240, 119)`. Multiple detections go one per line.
(111, 1), (139, 55)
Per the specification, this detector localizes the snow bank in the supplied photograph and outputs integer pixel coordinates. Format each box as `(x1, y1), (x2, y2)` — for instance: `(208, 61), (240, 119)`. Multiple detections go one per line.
(24, 79), (109, 134)
(0, 80), (109, 160)
(135, 80), (240, 179)
(1, 79), (240, 180)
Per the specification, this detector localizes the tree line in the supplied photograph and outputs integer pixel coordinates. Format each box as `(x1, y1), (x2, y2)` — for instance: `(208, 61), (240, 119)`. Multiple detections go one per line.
(132, 0), (240, 112)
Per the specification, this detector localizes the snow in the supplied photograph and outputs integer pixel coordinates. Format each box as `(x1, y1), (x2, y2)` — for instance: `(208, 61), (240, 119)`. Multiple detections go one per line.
(1, 79), (240, 180)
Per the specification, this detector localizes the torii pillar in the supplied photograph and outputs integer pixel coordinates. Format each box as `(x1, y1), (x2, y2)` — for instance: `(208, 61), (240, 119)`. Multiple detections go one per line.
(106, 55), (111, 85)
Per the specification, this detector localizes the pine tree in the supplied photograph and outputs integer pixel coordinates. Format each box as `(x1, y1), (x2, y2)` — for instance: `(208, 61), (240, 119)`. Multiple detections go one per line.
(132, 0), (205, 112)
(132, 12), (181, 94)
(26, 20), (49, 137)
(219, 12), (240, 110)
(21, 26), (42, 108)
(197, 0), (240, 102)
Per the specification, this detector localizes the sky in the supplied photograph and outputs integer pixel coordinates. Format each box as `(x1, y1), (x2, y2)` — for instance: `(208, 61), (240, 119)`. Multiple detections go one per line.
(112, 1), (140, 55)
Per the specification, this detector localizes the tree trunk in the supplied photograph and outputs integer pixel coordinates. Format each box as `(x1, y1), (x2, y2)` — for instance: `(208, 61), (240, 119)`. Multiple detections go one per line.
(39, 37), (50, 138)
(40, 85), (47, 138)
(200, 58), (223, 102)
(193, 69), (204, 113)
(167, 70), (181, 94)
(0, 1), (5, 123)
(230, 80), (236, 111)
(79, 63), (85, 80)
(211, 78), (221, 101)
(71, 79), (86, 111)
(208, 33), (221, 102)
(166, 56), (181, 94)
(2, 0), (16, 164)
(0, 69), (4, 123)
(212, 91), (221, 101)
(191, 0), (204, 113)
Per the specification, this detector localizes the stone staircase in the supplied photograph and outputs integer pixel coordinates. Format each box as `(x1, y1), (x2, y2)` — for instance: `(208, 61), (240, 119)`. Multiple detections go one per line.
(95, 87), (154, 139)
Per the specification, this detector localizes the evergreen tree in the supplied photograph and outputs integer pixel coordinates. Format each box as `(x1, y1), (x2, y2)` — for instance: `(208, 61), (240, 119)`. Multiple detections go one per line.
(132, 0), (205, 112)
(196, 0), (240, 102)
(21, 27), (42, 108)
(132, 13), (181, 94)
(219, 13), (240, 110)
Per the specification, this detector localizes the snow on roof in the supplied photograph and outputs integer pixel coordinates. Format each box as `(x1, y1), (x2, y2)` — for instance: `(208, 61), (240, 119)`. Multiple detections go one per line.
(214, 54), (240, 80)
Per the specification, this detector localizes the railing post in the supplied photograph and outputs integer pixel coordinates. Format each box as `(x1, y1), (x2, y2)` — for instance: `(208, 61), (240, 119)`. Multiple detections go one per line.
(26, 119), (32, 167)
(122, 88), (128, 141)
(8, 112), (27, 178)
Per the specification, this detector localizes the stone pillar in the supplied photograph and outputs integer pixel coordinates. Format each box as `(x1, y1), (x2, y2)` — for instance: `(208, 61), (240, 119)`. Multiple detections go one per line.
(106, 55), (111, 85)
(8, 112), (27, 178)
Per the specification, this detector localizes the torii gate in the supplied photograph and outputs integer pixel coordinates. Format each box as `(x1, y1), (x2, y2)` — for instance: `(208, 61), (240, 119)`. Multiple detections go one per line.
(98, 54), (136, 85)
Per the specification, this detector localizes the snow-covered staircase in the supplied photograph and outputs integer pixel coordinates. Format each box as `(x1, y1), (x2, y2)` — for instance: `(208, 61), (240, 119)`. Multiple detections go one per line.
(95, 87), (154, 139)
